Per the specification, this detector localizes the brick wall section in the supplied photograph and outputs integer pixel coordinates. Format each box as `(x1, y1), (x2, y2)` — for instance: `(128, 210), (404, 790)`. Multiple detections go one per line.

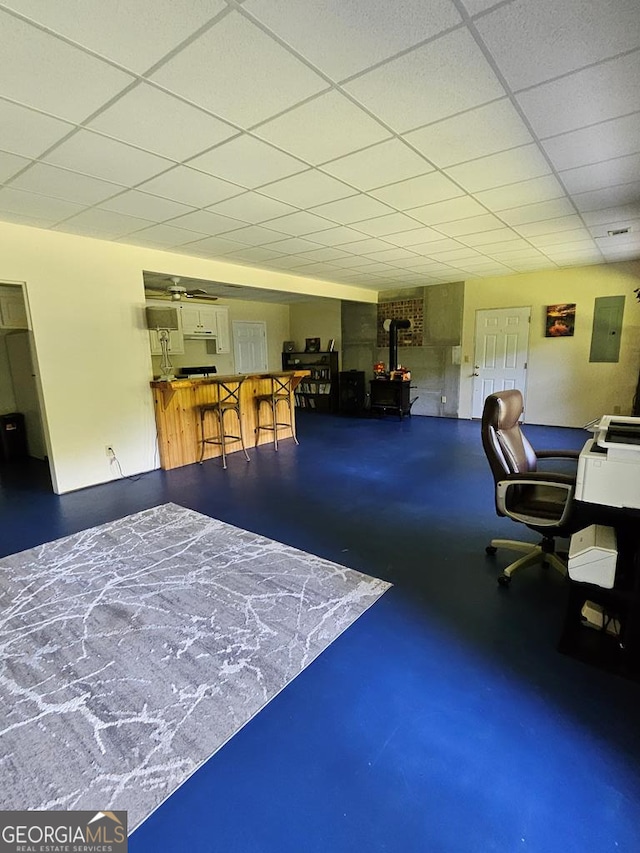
(377, 299), (423, 347)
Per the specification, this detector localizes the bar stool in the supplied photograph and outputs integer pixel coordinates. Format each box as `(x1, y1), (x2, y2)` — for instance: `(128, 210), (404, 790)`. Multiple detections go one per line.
(198, 378), (250, 469)
(254, 374), (299, 451)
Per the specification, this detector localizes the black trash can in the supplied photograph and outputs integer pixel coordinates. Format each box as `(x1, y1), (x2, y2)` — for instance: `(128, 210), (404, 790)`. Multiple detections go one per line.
(339, 371), (366, 415)
(0, 412), (28, 463)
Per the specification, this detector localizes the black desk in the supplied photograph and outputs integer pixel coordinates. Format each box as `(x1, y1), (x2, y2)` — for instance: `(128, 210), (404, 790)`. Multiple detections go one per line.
(558, 501), (640, 680)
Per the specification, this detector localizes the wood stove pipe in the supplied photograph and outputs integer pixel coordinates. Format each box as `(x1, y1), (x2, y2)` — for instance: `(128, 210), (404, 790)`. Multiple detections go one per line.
(384, 318), (411, 371)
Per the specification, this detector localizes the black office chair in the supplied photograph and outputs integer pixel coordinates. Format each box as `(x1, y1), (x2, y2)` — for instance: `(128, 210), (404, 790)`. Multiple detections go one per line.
(481, 389), (581, 587)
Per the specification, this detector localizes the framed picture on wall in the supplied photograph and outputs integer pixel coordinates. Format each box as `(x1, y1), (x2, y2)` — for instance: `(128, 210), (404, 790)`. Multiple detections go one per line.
(545, 303), (576, 337)
(305, 337), (321, 352)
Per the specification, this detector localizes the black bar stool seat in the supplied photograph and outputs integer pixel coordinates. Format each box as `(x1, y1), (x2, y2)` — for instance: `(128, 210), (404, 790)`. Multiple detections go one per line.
(254, 374), (299, 451)
(198, 378), (250, 469)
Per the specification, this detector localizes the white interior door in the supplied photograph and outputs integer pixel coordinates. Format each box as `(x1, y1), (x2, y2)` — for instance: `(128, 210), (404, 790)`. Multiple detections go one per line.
(471, 307), (531, 419)
(233, 321), (268, 373)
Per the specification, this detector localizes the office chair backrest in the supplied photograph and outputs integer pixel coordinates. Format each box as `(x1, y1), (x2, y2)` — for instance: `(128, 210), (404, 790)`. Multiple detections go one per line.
(481, 390), (537, 484)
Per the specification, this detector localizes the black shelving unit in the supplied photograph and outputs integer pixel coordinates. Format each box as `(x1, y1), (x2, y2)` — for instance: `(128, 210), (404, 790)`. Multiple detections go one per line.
(282, 351), (339, 413)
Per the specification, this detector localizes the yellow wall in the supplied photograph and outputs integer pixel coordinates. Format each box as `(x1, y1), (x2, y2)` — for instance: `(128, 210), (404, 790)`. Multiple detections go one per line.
(460, 262), (640, 426)
(0, 221), (376, 493)
(289, 300), (342, 362)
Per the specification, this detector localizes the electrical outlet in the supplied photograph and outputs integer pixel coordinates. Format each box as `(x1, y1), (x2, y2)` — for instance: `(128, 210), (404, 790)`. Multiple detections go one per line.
(105, 445), (115, 458)
(441, 395), (447, 404)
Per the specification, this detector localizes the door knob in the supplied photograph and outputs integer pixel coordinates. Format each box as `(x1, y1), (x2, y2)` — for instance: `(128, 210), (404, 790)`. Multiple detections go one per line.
(472, 372), (479, 377)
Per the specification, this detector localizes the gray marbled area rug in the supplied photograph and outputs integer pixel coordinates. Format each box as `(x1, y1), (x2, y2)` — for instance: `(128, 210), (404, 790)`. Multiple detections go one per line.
(0, 503), (390, 830)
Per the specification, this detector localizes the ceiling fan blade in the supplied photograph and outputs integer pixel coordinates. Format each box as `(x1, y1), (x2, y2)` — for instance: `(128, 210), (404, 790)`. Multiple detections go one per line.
(185, 290), (218, 301)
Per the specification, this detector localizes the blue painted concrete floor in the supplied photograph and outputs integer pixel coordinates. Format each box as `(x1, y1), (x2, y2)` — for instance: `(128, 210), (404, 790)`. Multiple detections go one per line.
(2, 413), (639, 852)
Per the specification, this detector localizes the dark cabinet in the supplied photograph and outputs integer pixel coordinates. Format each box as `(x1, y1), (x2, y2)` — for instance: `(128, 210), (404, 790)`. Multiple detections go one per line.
(282, 351), (339, 413)
(339, 370), (366, 415)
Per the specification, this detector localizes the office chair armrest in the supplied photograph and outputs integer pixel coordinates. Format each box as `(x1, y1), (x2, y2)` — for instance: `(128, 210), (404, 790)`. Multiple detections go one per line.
(497, 473), (574, 527)
(535, 449), (580, 461)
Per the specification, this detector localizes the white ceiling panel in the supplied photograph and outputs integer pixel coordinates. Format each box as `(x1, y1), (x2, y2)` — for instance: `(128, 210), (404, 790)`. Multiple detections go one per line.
(0, 1), (637, 284)
(444, 144), (551, 193)
(244, 0), (461, 81)
(0, 99), (73, 159)
(10, 162), (124, 205)
(137, 166), (243, 208)
(474, 175), (567, 212)
(321, 139), (433, 190)
(517, 52), (640, 139)
(88, 84), (237, 162)
(259, 170), (354, 207)
(475, 0), (640, 90)
(189, 135), (306, 188)
(2, 0), (225, 73)
(371, 172), (465, 210)
(344, 29), (506, 133)
(0, 10), (134, 122)
(255, 90), (391, 165)
(206, 193), (296, 224)
(43, 130), (173, 185)
(559, 153), (640, 196)
(405, 99), (534, 168)
(150, 12), (327, 128)
(541, 112), (640, 172)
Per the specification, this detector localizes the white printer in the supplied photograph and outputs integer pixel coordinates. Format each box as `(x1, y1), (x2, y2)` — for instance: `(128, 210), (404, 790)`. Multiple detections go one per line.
(575, 415), (640, 509)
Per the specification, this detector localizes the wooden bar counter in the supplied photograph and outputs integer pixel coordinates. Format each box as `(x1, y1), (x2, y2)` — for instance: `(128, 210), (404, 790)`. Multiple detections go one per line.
(150, 371), (309, 470)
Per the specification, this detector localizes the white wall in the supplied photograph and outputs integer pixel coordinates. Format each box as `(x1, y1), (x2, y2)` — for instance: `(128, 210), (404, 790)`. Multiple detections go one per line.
(1, 221), (376, 493)
(460, 262), (640, 426)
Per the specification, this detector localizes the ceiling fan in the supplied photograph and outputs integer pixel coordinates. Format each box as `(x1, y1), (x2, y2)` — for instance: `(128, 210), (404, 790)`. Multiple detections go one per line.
(145, 276), (218, 302)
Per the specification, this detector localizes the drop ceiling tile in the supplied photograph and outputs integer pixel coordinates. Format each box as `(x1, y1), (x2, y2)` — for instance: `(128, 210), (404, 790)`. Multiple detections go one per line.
(475, 238), (532, 253)
(405, 99), (534, 168)
(560, 153), (640, 195)
(328, 254), (379, 268)
(0, 11), (134, 122)
(474, 0), (640, 90)
(267, 255), (321, 269)
(255, 91), (391, 165)
(461, 228), (522, 246)
(321, 139), (433, 190)
(124, 222), (208, 246)
(167, 208), (245, 234)
(499, 198), (577, 226)
(54, 208), (155, 238)
(351, 212), (425, 237)
(88, 84), (237, 162)
(0, 100), (73, 159)
(516, 52), (640, 138)
(287, 261), (342, 276)
(405, 238), (462, 255)
(365, 247), (420, 262)
(260, 236), (321, 254)
(474, 175), (567, 212)
(10, 162), (124, 205)
(0, 209), (54, 229)
(0, 151), (32, 182)
(444, 144), (551, 193)
(207, 192), (296, 224)
(344, 29), (505, 133)
(459, 0), (507, 14)
(223, 247), (286, 263)
(402, 195), (486, 225)
(428, 247), (483, 262)
(150, 12), (327, 128)
(297, 247), (352, 262)
(260, 170), (355, 207)
(541, 113), (640, 172)
(514, 215), (587, 237)
(245, 0), (460, 80)
(581, 204), (640, 227)
(385, 226), (445, 246)
(4, 0), (225, 73)
(435, 213), (505, 237)
(530, 230), (595, 248)
(44, 130), (173, 185)
(371, 172), (464, 210)
(220, 224), (292, 246)
(0, 186), (84, 222)
(138, 166), (243, 207)
(310, 194), (395, 225)
(189, 135), (307, 188)
(339, 237), (392, 255)
(262, 211), (335, 237)
(572, 181), (640, 212)
(97, 190), (196, 222)
(178, 235), (246, 255)
(553, 253), (604, 265)
(486, 247), (548, 260)
(303, 225), (370, 245)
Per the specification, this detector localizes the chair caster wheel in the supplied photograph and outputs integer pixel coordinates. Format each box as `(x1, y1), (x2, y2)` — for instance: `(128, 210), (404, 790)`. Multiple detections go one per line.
(485, 545), (497, 555)
(497, 574), (511, 587)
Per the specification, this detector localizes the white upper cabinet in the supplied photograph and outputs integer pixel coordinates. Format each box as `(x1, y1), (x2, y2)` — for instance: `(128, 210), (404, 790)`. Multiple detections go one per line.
(213, 306), (230, 353)
(146, 300), (184, 355)
(180, 305), (217, 338)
